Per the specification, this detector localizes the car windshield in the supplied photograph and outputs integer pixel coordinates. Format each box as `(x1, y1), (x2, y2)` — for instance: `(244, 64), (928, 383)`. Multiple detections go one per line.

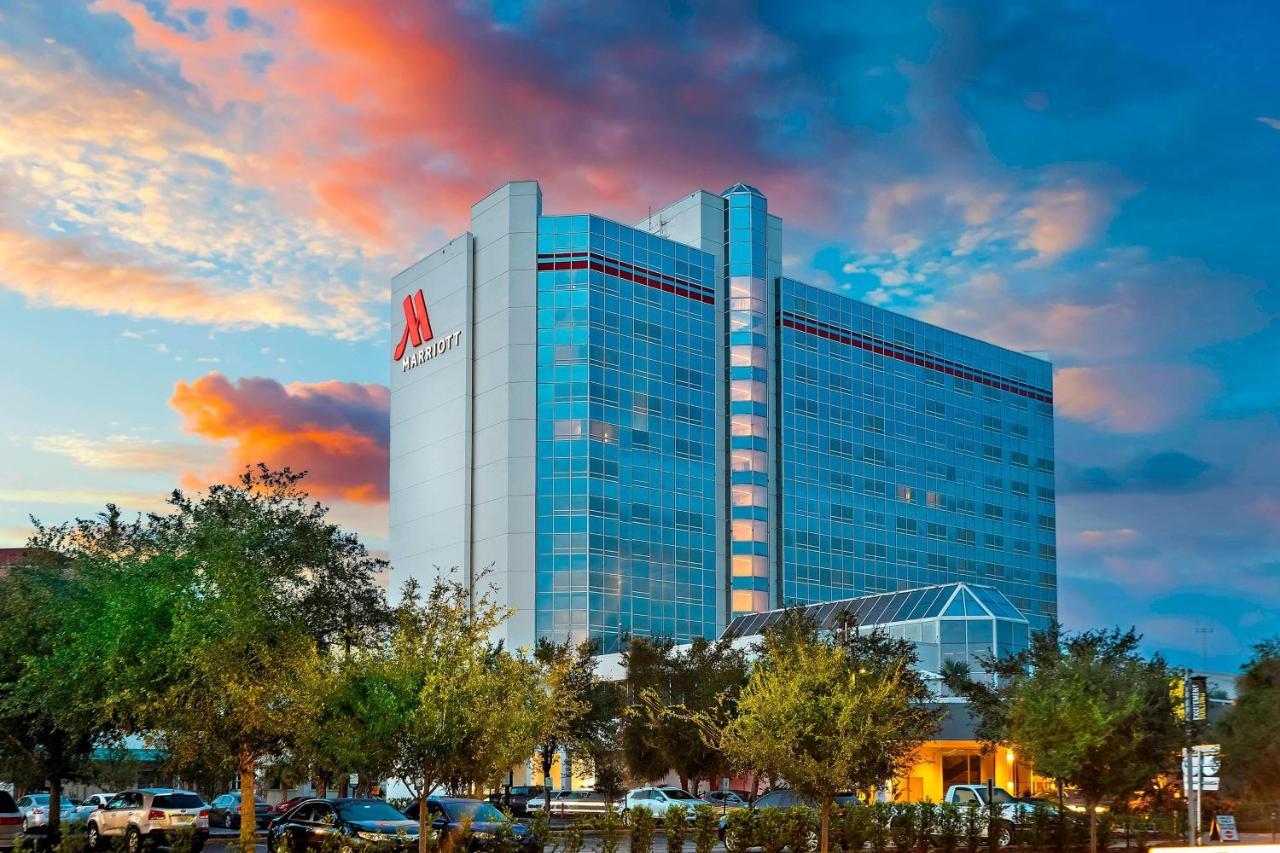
(29, 795), (74, 808)
(153, 794), (204, 809)
(663, 790), (698, 801)
(988, 789), (1015, 805)
(445, 802), (507, 823)
(0, 793), (17, 813)
(337, 801), (409, 822)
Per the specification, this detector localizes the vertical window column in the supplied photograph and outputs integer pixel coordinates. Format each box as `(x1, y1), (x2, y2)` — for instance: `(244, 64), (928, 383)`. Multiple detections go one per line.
(724, 186), (771, 618)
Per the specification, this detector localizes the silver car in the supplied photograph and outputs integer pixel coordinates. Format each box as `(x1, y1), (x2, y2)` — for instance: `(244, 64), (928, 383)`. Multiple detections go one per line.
(86, 789), (209, 853)
(0, 791), (20, 849)
(15, 794), (77, 832)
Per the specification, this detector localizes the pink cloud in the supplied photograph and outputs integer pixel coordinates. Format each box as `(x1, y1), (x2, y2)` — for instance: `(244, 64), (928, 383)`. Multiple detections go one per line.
(170, 373), (390, 503)
(1055, 364), (1218, 432)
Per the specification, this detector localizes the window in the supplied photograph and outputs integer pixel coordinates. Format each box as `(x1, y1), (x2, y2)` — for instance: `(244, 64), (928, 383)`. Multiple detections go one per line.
(731, 415), (768, 438)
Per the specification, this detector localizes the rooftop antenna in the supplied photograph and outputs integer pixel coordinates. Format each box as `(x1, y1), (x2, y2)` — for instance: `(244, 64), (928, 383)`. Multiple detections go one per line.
(1194, 621), (1214, 668)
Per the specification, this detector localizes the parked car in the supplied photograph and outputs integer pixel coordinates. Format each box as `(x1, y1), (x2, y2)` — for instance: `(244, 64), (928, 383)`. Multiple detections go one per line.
(273, 796), (312, 816)
(485, 786), (545, 817)
(701, 789), (750, 809)
(524, 789), (610, 818)
(0, 791), (21, 849)
(85, 788), (209, 853)
(15, 793), (77, 832)
(623, 787), (702, 821)
(717, 789), (862, 843)
(207, 792), (272, 830)
(402, 798), (535, 852)
(944, 785), (1023, 846)
(269, 798), (418, 853)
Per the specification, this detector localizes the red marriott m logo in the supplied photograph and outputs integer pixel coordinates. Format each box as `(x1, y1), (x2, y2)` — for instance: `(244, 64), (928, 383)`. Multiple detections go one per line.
(393, 289), (434, 361)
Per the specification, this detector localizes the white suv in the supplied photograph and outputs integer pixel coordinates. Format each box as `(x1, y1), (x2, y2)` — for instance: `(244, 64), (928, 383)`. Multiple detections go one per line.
(623, 787), (702, 822)
(87, 789), (209, 853)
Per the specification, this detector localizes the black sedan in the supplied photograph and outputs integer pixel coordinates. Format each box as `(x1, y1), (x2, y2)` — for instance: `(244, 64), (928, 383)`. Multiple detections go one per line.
(269, 799), (418, 853)
(208, 793), (273, 830)
(403, 798), (535, 852)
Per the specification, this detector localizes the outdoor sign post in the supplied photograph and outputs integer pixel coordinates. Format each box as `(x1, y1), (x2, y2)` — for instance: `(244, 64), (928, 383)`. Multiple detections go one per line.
(1211, 815), (1239, 843)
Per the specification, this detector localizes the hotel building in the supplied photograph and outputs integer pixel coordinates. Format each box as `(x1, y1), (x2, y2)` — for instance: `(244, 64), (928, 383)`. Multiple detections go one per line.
(390, 181), (1056, 656)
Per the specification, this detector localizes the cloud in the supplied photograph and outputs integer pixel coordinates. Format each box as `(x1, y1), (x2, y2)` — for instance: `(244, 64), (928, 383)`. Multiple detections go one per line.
(1017, 183), (1119, 260)
(0, 488), (170, 512)
(170, 373), (390, 503)
(1257, 117), (1280, 130)
(1062, 450), (1215, 495)
(32, 434), (220, 471)
(0, 41), (384, 338)
(0, 227), (378, 338)
(1055, 364), (1218, 432)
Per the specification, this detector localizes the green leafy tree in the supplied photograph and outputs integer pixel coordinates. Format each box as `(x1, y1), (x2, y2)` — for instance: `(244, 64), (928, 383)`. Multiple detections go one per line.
(1218, 637), (1280, 800)
(139, 466), (378, 850)
(621, 636), (749, 791)
(374, 574), (546, 853)
(947, 626), (1181, 853)
(530, 638), (614, 812)
(723, 611), (942, 853)
(0, 541), (114, 839)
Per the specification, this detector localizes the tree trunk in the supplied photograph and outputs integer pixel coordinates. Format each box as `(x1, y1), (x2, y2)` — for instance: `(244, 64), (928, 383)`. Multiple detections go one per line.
(1056, 781), (1066, 853)
(417, 792), (430, 853)
(1089, 799), (1098, 853)
(48, 772), (63, 842)
(820, 797), (831, 853)
(541, 747), (555, 815)
(239, 750), (257, 853)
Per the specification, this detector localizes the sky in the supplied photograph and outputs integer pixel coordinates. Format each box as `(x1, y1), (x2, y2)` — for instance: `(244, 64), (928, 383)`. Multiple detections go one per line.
(0, 0), (1276, 673)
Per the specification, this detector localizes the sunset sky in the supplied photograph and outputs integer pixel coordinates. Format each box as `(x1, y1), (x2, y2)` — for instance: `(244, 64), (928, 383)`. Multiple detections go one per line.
(1, 0), (1276, 671)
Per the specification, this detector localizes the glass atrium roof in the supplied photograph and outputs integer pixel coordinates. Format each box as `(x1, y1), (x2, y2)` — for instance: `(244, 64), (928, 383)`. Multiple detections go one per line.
(721, 582), (1028, 641)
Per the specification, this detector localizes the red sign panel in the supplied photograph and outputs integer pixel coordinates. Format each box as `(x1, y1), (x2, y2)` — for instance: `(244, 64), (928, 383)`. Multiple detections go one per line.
(393, 289), (434, 361)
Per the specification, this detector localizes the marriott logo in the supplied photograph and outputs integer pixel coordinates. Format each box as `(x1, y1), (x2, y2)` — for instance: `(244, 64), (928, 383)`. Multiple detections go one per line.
(393, 288), (463, 372)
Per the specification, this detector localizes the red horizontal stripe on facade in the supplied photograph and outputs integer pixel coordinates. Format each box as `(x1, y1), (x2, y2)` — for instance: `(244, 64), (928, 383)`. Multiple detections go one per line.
(781, 315), (1052, 404)
(537, 257), (715, 305)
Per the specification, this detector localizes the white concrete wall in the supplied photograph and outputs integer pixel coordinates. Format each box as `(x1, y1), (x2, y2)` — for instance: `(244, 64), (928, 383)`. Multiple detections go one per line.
(389, 233), (475, 596)
(470, 181), (541, 651)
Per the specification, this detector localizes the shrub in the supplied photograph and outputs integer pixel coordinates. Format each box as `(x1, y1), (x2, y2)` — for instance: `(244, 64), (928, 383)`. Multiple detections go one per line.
(787, 807), (817, 853)
(1027, 801), (1053, 852)
(838, 803), (874, 853)
(917, 803), (937, 853)
(890, 804), (918, 853)
(665, 806), (689, 853)
(528, 809), (551, 853)
(630, 806), (656, 853)
(692, 804), (720, 853)
(599, 808), (624, 853)
(558, 816), (584, 853)
(961, 801), (981, 853)
(723, 808), (758, 853)
(1096, 814), (1114, 852)
(934, 803), (961, 853)
(756, 808), (791, 853)
(869, 803), (893, 853)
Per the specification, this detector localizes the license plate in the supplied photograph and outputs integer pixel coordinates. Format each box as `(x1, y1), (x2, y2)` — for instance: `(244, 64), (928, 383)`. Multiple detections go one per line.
(173, 815), (194, 824)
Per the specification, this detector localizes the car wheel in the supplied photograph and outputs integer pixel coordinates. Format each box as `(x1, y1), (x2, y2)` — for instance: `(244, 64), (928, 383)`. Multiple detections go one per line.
(224, 813), (234, 830)
(88, 823), (101, 850)
(995, 822), (1013, 848)
(126, 827), (142, 853)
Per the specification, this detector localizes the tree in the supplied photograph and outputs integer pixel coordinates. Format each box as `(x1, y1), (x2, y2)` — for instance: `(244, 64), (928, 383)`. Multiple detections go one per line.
(947, 626), (1182, 853)
(723, 611), (941, 853)
(1218, 637), (1280, 800)
(531, 638), (617, 813)
(620, 636), (750, 792)
(0, 545), (110, 839)
(138, 466), (386, 853)
(374, 575), (546, 853)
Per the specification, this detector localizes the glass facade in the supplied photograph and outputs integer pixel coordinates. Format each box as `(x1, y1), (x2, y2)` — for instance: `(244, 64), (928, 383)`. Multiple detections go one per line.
(778, 279), (1057, 628)
(724, 184), (774, 618)
(722, 582), (1033, 673)
(530, 183), (1056, 652)
(535, 215), (719, 651)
